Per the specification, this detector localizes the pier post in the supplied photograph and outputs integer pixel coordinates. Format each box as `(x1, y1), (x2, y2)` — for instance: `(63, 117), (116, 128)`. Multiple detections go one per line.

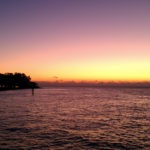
(32, 88), (34, 96)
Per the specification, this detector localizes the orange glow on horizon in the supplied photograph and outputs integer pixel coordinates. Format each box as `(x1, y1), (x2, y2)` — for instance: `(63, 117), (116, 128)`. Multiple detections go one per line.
(1, 1), (150, 82)
(26, 57), (150, 82)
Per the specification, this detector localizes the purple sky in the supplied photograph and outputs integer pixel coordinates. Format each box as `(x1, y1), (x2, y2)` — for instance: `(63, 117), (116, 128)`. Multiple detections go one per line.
(1, 0), (150, 81)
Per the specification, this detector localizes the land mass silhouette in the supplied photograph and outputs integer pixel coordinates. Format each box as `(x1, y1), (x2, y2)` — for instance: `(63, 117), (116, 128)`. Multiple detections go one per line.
(0, 72), (39, 91)
(38, 81), (150, 88)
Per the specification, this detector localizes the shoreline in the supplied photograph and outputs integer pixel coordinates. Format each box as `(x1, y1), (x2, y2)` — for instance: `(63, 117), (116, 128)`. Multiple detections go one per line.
(0, 87), (39, 91)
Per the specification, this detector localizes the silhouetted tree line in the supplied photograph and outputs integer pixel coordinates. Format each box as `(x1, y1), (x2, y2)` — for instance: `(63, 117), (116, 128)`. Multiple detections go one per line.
(0, 73), (39, 90)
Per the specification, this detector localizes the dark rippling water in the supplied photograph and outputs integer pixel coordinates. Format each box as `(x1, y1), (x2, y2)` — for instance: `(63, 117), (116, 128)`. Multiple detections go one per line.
(0, 87), (150, 150)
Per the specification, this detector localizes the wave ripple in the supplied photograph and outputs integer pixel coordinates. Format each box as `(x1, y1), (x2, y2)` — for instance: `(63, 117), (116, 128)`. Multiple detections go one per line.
(0, 88), (150, 149)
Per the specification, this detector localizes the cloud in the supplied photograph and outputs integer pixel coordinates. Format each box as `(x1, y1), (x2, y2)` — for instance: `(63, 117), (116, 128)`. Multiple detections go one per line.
(52, 76), (58, 79)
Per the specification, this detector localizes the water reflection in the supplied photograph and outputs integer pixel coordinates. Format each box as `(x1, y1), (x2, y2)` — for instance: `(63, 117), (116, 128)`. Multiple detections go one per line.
(0, 88), (150, 149)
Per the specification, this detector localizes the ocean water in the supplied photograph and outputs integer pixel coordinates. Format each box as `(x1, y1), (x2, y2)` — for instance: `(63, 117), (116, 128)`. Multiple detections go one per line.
(0, 87), (150, 150)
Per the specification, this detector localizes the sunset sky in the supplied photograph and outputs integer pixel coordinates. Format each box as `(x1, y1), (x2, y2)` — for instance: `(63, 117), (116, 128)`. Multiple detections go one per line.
(1, 0), (150, 82)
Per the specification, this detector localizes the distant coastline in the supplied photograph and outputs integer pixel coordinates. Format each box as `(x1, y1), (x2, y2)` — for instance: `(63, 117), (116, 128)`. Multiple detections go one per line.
(37, 81), (150, 88)
(0, 73), (39, 91)
(1, 72), (150, 90)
